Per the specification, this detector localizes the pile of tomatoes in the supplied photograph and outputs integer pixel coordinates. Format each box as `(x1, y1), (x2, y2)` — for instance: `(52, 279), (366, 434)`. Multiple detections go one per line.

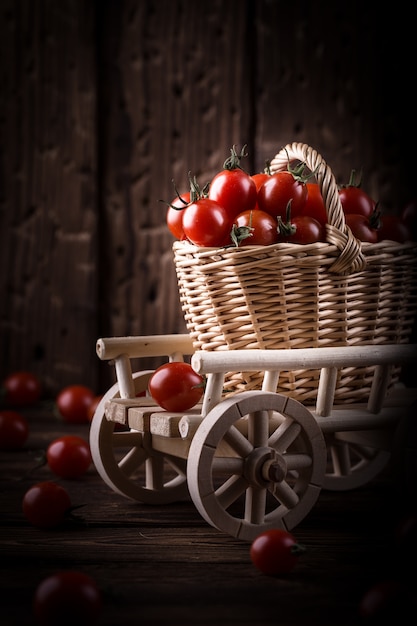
(166, 146), (416, 247)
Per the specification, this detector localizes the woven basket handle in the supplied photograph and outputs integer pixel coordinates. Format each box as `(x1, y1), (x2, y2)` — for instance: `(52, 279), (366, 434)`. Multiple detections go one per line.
(270, 142), (366, 274)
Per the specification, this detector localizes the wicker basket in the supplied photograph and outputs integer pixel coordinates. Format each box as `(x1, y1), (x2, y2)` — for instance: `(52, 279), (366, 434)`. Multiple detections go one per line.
(173, 142), (417, 403)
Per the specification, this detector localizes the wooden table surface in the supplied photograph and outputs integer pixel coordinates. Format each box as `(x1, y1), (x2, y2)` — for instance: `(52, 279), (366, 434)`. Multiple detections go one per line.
(1, 404), (416, 626)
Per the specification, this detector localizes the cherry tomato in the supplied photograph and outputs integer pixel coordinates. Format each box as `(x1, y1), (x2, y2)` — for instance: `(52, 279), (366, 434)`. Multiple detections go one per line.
(209, 146), (257, 219)
(46, 435), (92, 479)
(257, 171), (308, 220)
(2, 371), (42, 407)
(0, 410), (29, 449)
(251, 171), (270, 192)
(345, 213), (378, 243)
(166, 191), (190, 240)
(22, 481), (71, 529)
(278, 214), (324, 244)
(33, 570), (102, 626)
(56, 385), (95, 424)
(300, 182), (328, 227)
(86, 395), (103, 422)
(148, 362), (204, 412)
(358, 580), (404, 621)
(251, 171), (271, 210)
(232, 209), (279, 246)
(339, 170), (376, 218)
(377, 214), (412, 243)
(250, 529), (305, 576)
(182, 197), (232, 247)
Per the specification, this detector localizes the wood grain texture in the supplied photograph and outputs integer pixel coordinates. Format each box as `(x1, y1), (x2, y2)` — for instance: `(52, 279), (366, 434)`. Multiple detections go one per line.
(0, 405), (415, 624)
(0, 0), (414, 395)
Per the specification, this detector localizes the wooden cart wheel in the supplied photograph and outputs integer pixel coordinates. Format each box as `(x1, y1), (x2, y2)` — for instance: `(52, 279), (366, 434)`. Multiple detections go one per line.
(89, 371), (189, 504)
(186, 391), (327, 541)
(322, 432), (390, 491)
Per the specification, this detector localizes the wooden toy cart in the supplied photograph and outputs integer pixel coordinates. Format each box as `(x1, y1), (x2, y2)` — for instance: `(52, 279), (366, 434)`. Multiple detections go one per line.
(89, 334), (417, 542)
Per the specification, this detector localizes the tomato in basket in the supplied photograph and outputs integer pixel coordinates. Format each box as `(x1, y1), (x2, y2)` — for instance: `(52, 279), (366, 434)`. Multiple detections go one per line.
(166, 191), (190, 240)
(257, 165), (309, 220)
(345, 213), (378, 243)
(338, 169), (376, 218)
(231, 209), (279, 246)
(209, 145), (257, 219)
(300, 182), (328, 227)
(377, 213), (412, 243)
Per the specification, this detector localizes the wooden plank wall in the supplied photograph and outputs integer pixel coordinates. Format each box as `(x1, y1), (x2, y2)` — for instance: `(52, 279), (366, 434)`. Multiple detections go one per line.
(0, 0), (414, 396)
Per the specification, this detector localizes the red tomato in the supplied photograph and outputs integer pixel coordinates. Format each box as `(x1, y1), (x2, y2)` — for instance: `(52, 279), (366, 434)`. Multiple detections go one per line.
(232, 209), (279, 246)
(166, 191), (190, 240)
(33, 570), (102, 626)
(209, 148), (257, 219)
(250, 529), (305, 576)
(251, 172), (270, 192)
(278, 214), (324, 244)
(2, 371), (42, 407)
(358, 580), (404, 621)
(56, 385), (95, 424)
(300, 182), (328, 226)
(377, 214), (412, 243)
(345, 213), (378, 243)
(182, 198), (232, 247)
(148, 362), (204, 412)
(257, 171), (308, 220)
(22, 481), (71, 529)
(339, 170), (376, 217)
(46, 435), (92, 479)
(0, 410), (29, 449)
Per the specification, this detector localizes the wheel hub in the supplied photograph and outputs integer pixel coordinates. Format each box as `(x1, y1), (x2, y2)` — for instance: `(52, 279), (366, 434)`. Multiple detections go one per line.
(244, 447), (287, 487)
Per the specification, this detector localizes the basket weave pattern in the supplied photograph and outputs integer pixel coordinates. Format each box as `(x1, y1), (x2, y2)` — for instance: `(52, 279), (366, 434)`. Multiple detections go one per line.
(174, 143), (417, 403)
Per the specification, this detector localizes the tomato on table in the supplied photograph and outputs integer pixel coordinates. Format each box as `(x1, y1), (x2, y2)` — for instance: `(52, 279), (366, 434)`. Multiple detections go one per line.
(33, 570), (102, 626)
(46, 435), (92, 479)
(148, 362), (204, 412)
(250, 529), (305, 576)
(1, 371), (42, 407)
(0, 410), (29, 449)
(56, 385), (95, 424)
(22, 481), (72, 529)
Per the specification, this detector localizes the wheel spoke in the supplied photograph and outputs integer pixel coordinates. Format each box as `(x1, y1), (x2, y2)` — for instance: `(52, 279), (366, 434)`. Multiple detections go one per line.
(118, 445), (147, 476)
(329, 442), (351, 476)
(216, 474), (248, 510)
(285, 453), (313, 470)
(245, 486), (267, 524)
(224, 425), (253, 457)
(248, 410), (270, 447)
(268, 418), (301, 452)
(270, 480), (300, 509)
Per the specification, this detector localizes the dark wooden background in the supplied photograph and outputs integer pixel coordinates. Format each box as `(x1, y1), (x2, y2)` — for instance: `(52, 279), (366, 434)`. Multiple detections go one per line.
(1, 0), (414, 397)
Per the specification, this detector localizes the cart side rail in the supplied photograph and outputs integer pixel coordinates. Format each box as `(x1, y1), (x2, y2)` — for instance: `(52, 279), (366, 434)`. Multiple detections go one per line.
(96, 334), (194, 361)
(192, 344), (417, 417)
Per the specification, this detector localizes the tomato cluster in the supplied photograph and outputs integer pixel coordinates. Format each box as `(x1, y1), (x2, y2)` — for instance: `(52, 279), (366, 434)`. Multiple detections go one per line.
(166, 146), (326, 247)
(167, 151), (416, 247)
